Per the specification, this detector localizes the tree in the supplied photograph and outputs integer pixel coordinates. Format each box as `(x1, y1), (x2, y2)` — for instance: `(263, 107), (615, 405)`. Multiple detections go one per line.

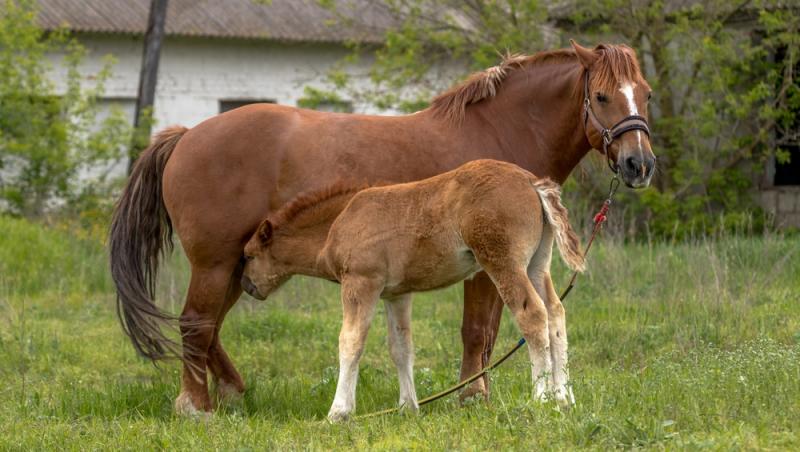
(566, 0), (799, 237)
(320, 0), (799, 237)
(129, 0), (169, 174)
(0, 0), (131, 218)
(319, 0), (550, 111)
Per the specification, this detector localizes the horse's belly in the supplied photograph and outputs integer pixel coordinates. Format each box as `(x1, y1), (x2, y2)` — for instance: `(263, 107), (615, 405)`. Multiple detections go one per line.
(382, 247), (481, 297)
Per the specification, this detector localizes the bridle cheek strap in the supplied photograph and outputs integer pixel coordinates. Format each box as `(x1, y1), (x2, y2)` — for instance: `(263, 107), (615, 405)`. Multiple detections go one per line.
(582, 71), (651, 173)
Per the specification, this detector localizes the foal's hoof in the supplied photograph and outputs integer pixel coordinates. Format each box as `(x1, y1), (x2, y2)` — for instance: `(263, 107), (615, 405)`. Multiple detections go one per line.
(327, 407), (353, 423)
(554, 387), (575, 410)
(398, 399), (420, 414)
(175, 392), (213, 419)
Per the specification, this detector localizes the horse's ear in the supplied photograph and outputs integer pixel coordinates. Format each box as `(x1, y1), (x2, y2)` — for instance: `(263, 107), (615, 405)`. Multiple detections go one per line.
(257, 220), (273, 245)
(570, 39), (598, 69)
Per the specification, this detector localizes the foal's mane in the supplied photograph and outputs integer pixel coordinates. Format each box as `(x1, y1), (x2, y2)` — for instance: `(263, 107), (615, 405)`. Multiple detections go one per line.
(430, 44), (643, 124)
(271, 181), (371, 227)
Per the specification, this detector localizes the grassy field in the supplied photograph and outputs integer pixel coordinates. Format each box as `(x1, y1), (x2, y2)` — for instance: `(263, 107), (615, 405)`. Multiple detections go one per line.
(1, 215), (799, 450)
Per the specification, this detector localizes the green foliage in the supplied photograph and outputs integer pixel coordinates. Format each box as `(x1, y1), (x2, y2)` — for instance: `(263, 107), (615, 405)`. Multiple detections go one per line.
(1, 221), (799, 448)
(322, 0), (799, 238)
(297, 86), (354, 112)
(568, 0), (800, 238)
(321, 0), (549, 112)
(0, 0), (131, 219)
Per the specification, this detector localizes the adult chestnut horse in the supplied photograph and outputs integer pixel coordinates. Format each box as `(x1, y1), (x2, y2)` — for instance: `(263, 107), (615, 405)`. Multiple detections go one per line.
(110, 41), (656, 415)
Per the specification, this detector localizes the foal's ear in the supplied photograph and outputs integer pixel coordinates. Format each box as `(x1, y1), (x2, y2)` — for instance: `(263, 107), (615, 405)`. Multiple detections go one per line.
(257, 220), (273, 245)
(570, 39), (598, 69)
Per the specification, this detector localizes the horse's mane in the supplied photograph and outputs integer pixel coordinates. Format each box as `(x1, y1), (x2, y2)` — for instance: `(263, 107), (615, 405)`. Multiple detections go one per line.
(430, 44), (642, 124)
(271, 181), (371, 227)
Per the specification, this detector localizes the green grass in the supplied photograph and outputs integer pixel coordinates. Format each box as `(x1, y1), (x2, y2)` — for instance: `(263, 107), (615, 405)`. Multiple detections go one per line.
(1, 215), (799, 450)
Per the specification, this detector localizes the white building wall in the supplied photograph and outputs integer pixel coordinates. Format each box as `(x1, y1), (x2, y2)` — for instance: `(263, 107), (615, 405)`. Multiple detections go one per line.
(48, 33), (374, 130)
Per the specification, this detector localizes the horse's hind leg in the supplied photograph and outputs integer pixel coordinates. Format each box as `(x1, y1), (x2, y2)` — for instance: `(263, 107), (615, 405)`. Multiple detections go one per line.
(207, 261), (245, 405)
(384, 294), (418, 412)
(174, 263), (237, 417)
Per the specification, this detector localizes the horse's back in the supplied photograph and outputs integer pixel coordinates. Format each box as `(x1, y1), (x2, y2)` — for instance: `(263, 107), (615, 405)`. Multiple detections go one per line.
(161, 104), (429, 265)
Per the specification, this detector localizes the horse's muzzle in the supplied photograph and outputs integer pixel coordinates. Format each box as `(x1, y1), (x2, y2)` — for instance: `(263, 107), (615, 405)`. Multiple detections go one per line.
(241, 275), (265, 300)
(619, 154), (655, 188)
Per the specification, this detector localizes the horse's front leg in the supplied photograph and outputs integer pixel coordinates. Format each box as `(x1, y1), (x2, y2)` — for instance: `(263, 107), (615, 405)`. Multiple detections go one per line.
(384, 294), (418, 412)
(328, 276), (382, 422)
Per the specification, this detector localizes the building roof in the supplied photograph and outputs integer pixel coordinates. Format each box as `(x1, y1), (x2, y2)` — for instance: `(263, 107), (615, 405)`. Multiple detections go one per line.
(36, 0), (394, 44)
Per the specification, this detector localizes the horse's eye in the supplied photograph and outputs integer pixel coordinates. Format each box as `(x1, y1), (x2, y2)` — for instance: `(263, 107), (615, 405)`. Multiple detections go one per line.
(244, 255), (254, 262)
(647, 92), (653, 101)
(595, 93), (608, 103)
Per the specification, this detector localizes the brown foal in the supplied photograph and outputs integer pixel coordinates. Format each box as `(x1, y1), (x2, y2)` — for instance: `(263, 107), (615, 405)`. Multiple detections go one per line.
(242, 160), (585, 420)
(110, 41), (656, 416)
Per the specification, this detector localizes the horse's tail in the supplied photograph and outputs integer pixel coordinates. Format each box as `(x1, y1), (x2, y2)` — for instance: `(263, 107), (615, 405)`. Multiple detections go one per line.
(109, 126), (187, 362)
(531, 177), (586, 273)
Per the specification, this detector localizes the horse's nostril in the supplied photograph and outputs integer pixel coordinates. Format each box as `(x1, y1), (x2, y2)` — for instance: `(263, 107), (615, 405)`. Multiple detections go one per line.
(625, 156), (638, 172)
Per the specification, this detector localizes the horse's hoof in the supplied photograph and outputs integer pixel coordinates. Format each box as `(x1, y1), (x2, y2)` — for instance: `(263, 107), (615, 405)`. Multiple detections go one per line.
(214, 380), (245, 406)
(175, 392), (212, 419)
(459, 382), (487, 406)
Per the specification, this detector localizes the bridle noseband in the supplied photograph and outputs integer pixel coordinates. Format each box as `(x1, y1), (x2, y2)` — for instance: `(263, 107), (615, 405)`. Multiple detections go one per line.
(582, 71), (651, 173)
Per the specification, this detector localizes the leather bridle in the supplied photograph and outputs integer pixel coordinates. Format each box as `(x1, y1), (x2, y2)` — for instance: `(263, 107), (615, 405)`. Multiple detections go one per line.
(583, 71), (651, 173)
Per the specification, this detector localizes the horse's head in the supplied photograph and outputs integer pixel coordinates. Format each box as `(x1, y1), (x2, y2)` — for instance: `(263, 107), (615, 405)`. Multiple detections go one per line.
(242, 219), (293, 300)
(571, 40), (656, 188)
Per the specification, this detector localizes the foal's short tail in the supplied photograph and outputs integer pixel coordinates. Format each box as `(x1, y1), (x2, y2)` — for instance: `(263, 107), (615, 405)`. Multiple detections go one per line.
(109, 126), (187, 362)
(532, 178), (586, 273)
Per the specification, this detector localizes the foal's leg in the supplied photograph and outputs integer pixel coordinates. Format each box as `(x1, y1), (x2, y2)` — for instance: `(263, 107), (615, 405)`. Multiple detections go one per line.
(483, 266), (552, 401)
(528, 228), (573, 407)
(384, 294), (418, 412)
(543, 274), (574, 407)
(328, 276), (382, 422)
(207, 261), (246, 404)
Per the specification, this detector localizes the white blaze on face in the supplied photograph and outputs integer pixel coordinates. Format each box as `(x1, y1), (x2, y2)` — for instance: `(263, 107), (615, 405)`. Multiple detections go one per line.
(619, 82), (643, 151)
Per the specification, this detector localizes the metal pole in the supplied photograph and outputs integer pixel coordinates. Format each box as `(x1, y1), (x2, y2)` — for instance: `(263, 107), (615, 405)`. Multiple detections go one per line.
(129, 0), (169, 174)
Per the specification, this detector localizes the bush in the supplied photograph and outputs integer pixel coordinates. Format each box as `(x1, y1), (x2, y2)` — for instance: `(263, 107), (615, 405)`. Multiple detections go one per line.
(0, 0), (131, 220)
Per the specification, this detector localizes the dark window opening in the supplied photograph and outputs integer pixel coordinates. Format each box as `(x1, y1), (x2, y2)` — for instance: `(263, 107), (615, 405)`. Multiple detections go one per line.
(219, 99), (275, 113)
(774, 46), (800, 186)
(775, 147), (800, 185)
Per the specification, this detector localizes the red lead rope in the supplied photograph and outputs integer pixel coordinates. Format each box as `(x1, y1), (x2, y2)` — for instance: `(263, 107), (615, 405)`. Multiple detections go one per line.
(593, 201), (610, 226)
(560, 176), (619, 301)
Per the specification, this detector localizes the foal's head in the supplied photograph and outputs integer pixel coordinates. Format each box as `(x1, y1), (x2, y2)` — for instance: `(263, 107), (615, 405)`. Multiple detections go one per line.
(241, 219), (293, 300)
(241, 183), (367, 300)
(571, 41), (656, 188)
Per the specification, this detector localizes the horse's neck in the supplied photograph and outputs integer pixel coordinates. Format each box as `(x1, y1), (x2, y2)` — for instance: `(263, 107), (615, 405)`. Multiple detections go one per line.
(462, 61), (591, 183)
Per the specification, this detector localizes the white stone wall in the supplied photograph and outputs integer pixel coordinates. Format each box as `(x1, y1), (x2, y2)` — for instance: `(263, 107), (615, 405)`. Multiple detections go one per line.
(48, 33), (375, 130)
(761, 187), (800, 229)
